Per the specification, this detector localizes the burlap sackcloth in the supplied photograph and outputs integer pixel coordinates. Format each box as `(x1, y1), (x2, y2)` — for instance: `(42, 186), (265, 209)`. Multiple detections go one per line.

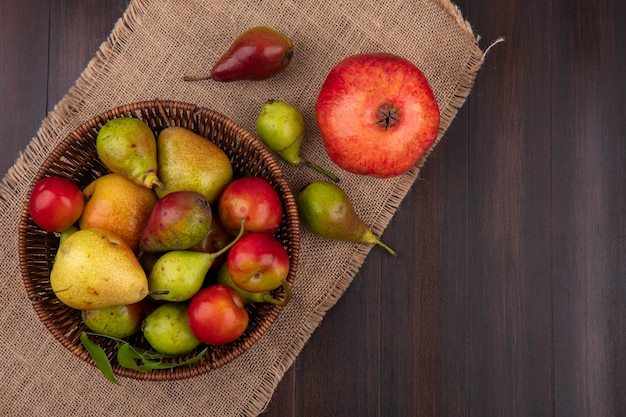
(0, 0), (488, 415)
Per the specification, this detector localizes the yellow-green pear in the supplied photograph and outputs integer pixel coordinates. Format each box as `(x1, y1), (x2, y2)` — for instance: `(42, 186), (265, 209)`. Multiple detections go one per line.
(256, 99), (339, 182)
(96, 117), (163, 189)
(142, 303), (201, 355)
(81, 299), (155, 338)
(50, 228), (150, 310)
(156, 126), (233, 204)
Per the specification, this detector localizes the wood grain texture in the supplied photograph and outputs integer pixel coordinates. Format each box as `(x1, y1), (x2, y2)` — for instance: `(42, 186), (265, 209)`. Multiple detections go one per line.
(1, 1), (624, 416)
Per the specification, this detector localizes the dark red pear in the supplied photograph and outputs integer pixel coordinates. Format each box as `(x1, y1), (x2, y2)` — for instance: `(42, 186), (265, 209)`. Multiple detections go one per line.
(183, 26), (294, 82)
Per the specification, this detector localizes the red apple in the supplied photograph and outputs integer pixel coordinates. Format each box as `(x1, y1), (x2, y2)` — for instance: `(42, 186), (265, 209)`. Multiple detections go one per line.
(315, 52), (440, 178)
(226, 232), (290, 293)
(218, 176), (283, 236)
(187, 284), (249, 345)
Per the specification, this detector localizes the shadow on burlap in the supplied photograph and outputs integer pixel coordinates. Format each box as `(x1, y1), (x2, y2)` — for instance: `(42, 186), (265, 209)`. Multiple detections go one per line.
(0, 0), (490, 415)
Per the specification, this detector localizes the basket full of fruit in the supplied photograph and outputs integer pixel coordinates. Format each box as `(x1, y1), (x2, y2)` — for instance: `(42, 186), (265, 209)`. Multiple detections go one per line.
(18, 99), (300, 382)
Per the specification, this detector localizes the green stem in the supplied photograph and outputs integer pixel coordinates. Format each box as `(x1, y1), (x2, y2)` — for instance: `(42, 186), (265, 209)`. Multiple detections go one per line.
(301, 159), (340, 182)
(363, 230), (397, 256)
(261, 280), (291, 306)
(211, 217), (246, 259)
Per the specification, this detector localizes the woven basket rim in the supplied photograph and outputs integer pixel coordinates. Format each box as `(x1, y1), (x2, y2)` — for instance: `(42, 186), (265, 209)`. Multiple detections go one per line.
(18, 99), (300, 382)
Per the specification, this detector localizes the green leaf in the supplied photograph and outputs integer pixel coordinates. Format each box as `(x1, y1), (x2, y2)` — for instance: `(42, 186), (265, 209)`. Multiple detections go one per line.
(148, 347), (208, 370)
(116, 343), (143, 370)
(80, 332), (120, 385)
(82, 332), (209, 379)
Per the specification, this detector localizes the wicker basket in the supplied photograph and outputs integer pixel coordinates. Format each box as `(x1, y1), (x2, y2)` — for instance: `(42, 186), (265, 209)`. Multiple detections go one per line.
(18, 100), (300, 381)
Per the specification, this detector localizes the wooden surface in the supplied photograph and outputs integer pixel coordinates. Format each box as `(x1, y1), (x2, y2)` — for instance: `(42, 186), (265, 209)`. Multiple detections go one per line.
(2, 1), (625, 416)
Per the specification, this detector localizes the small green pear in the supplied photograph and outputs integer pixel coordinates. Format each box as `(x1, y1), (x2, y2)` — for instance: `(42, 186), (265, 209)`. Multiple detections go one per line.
(142, 303), (201, 355)
(296, 181), (397, 256)
(148, 219), (246, 302)
(156, 126), (233, 204)
(81, 299), (155, 339)
(96, 118), (163, 189)
(256, 100), (339, 182)
(51, 228), (150, 310)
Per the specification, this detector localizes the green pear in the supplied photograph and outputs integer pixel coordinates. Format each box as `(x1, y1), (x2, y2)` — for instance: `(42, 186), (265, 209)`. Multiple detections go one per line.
(148, 219), (246, 302)
(296, 181), (397, 256)
(81, 299), (155, 339)
(139, 191), (212, 253)
(142, 303), (201, 355)
(50, 228), (150, 310)
(156, 126), (233, 204)
(256, 100), (339, 182)
(96, 117), (163, 189)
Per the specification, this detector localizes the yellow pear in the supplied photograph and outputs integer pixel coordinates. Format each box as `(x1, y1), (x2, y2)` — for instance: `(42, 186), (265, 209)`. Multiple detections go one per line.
(79, 173), (158, 252)
(156, 126), (233, 204)
(50, 228), (149, 310)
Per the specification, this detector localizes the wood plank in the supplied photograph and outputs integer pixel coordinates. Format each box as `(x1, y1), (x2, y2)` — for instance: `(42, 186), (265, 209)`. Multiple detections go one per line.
(466, 0), (554, 415)
(551, 1), (626, 416)
(48, 0), (129, 108)
(0, 0), (50, 177)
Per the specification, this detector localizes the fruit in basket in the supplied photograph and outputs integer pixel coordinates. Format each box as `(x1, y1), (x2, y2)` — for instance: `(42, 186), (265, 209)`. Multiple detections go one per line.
(139, 191), (212, 253)
(190, 207), (233, 270)
(297, 181), (397, 256)
(226, 232), (290, 293)
(256, 99), (339, 182)
(147, 219), (246, 302)
(218, 176), (283, 236)
(96, 117), (163, 189)
(59, 225), (78, 244)
(79, 173), (158, 252)
(138, 251), (162, 275)
(142, 303), (201, 355)
(183, 26), (294, 82)
(156, 126), (233, 204)
(50, 228), (150, 310)
(315, 52), (440, 178)
(81, 299), (155, 339)
(29, 176), (84, 233)
(188, 284), (249, 345)
(215, 263), (291, 306)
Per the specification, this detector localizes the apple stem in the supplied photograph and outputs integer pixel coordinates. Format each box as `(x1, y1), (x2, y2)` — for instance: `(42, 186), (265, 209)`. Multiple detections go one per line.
(301, 159), (340, 182)
(183, 75), (212, 82)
